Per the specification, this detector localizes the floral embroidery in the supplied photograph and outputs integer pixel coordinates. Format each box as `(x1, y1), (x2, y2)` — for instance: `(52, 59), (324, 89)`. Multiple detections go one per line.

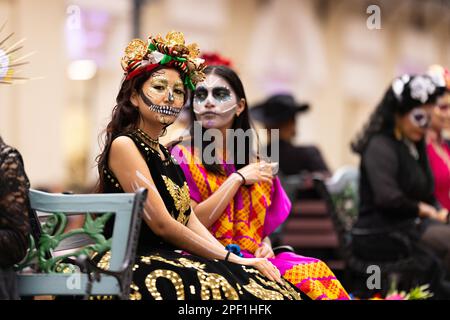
(162, 175), (190, 224)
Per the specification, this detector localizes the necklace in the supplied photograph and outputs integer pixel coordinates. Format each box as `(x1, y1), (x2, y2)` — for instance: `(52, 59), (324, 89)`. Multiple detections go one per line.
(136, 128), (171, 163)
(136, 128), (159, 147)
(403, 139), (419, 160)
(431, 140), (450, 199)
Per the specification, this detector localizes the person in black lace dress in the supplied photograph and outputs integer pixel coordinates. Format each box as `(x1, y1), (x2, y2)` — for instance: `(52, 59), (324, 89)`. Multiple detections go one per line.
(0, 136), (31, 300)
(94, 33), (303, 300)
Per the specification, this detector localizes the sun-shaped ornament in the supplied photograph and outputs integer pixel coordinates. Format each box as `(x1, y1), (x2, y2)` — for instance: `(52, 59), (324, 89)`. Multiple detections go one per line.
(0, 22), (32, 84)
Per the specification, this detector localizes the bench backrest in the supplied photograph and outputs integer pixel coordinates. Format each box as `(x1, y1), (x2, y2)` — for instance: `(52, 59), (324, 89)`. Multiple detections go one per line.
(16, 188), (147, 299)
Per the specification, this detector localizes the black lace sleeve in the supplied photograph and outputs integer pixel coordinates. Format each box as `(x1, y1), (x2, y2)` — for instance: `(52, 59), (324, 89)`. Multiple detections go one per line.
(0, 142), (31, 268)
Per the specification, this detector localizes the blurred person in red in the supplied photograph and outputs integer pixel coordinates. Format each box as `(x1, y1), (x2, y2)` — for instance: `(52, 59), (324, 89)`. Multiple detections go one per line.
(426, 65), (450, 211)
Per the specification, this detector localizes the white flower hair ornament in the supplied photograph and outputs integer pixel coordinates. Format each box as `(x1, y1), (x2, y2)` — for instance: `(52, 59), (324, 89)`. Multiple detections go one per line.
(392, 74), (442, 104)
(392, 74), (410, 102)
(410, 76), (436, 104)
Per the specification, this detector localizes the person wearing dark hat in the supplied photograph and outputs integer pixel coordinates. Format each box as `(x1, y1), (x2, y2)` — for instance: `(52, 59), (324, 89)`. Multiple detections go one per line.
(351, 74), (450, 298)
(251, 93), (330, 178)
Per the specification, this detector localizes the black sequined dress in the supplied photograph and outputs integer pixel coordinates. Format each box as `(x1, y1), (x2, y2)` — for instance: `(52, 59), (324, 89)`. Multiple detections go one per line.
(99, 130), (303, 300)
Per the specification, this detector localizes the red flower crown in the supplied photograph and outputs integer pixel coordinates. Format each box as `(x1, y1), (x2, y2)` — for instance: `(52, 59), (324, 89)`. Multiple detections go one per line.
(200, 52), (233, 68)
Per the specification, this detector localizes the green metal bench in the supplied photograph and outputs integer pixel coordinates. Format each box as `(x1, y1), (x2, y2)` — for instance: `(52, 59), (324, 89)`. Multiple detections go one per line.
(15, 188), (147, 299)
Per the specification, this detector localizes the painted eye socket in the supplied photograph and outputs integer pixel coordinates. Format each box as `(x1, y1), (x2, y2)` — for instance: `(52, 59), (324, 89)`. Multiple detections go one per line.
(410, 109), (430, 128)
(212, 87), (231, 101)
(194, 87), (208, 102)
(152, 85), (165, 91)
(174, 88), (185, 95)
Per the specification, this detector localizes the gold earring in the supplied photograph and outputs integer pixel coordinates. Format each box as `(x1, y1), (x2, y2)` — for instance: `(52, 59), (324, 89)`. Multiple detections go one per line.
(394, 126), (402, 140)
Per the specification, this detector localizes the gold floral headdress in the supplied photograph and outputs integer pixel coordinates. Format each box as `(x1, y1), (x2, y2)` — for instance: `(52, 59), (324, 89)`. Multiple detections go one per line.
(120, 31), (206, 90)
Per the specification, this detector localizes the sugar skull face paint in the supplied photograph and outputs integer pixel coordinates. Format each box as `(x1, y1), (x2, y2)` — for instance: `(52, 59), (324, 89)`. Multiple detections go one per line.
(409, 107), (431, 129)
(193, 73), (238, 129)
(138, 68), (186, 125)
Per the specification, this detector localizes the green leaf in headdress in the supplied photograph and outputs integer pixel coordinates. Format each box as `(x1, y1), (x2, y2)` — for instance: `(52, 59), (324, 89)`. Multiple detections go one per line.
(184, 76), (195, 91)
(160, 54), (172, 65)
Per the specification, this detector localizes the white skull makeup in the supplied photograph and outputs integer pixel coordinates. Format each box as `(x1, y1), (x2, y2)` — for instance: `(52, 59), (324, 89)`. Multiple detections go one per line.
(193, 73), (238, 129)
(139, 70), (186, 126)
(409, 107), (431, 129)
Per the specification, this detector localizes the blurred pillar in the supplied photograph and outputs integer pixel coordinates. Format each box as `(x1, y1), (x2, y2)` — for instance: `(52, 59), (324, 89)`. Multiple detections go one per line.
(132, 0), (145, 37)
(14, 0), (66, 188)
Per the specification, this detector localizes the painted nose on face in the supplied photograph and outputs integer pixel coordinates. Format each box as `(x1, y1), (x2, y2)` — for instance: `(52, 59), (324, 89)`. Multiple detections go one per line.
(204, 97), (215, 109)
(167, 91), (175, 104)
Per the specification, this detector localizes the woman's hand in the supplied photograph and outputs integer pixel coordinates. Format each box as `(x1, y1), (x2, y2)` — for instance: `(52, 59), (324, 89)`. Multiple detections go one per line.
(418, 202), (438, 219)
(419, 202), (449, 223)
(236, 161), (277, 186)
(434, 208), (449, 224)
(238, 257), (282, 284)
(254, 242), (275, 259)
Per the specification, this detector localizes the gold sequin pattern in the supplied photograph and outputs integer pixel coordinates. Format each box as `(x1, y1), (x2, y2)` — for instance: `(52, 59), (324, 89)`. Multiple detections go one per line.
(242, 278), (285, 300)
(242, 265), (260, 274)
(197, 271), (239, 300)
(129, 282), (142, 300)
(189, 285), (196, 295)
(254, 275), (302, 300)
(178, 257), (206, 270)
(162, 175), (190, 224)
(145, 270), (185, 300)
(140, 254), (184, 268)
(96, 253), (301, 300)
(241, 265), (301, 300)
(97, 251), (111, 270)
(236, 283), (244, 295)
(139, 255), (240, 300)
(103, 169), (122, 190)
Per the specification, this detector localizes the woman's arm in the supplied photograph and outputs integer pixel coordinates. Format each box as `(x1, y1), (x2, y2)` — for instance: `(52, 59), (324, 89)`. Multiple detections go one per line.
(109, 137), (283, 283)
(191, 162), (275, 228)
(254, 236), (274, 258)
(190, 173), (242, 228)
(109, 137), (232, 260)
(109, 137), (250, 262)
(186, 210), (225, 250)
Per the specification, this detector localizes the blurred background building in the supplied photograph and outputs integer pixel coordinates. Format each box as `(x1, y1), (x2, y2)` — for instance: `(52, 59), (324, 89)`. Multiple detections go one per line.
(0, 0), (449, 192)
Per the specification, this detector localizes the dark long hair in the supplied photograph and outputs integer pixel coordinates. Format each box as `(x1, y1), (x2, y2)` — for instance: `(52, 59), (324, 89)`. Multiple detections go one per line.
(351, 87), (399, 155)
(95, 65), (184, 192)
(187, 65), (257, 175)
(351, 75), (445, 155)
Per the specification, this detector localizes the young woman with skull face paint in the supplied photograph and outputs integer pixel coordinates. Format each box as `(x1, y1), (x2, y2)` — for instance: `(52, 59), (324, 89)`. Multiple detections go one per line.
(94, 34), (303, 300)
(351, 74), (450, 298)
(171, 65), (350, 300)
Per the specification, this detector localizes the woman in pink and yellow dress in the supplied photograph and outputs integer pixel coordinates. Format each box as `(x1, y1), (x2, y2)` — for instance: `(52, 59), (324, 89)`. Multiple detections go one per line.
(170, 64), (350, 300)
